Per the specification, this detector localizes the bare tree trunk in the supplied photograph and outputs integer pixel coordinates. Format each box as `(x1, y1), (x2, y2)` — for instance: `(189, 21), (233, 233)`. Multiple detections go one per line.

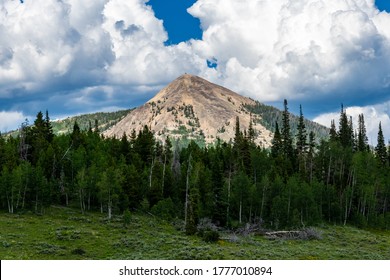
(260, 182), (266, 220)
(108, 202), (112, 220)
(149, 157), (155, 189)
(22, 180), (27, 209)
(239, 199), (242, 224)
(347, 170), (355, 222)
(108, 183), (112, 220)
(79, 189), (84, 214)
(326, 156), (332, 186)
(7, 193), (13, 214)
(16, 188), (21, 210)
(11, 190), (14, 214)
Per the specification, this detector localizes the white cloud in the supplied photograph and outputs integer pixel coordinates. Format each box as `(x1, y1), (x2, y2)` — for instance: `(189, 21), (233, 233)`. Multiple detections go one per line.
(101, 0), (209, 85)
(1, 0), (390, 134)
(0, 111), (30, 133)
(188, 0), (390, 105)
(313, 102), (390, 145)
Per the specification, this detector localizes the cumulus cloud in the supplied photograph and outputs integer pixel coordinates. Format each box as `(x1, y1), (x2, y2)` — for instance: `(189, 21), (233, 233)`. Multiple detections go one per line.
(1, 0), (390, 135)
(0, 0), (206, 121)
(189, 0), (390, 108)
(0, 111), (30, 133)
(0, 0), (113, 96)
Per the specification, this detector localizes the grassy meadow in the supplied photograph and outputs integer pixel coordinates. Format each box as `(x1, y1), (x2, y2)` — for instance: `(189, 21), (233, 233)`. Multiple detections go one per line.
(0, 206), (389, 260)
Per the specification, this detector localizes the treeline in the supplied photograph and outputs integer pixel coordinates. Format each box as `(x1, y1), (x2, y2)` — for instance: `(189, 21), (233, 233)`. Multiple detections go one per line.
(245, 101), (330, 140)
(0, 103), (389, 232)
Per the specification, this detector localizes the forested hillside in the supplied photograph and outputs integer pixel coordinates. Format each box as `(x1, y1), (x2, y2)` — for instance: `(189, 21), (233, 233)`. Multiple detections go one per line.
(0, 101), (389, 232)
(51, 109), (133, 135)
(5, 109), (133, 138)
(245, 101), (330, 141)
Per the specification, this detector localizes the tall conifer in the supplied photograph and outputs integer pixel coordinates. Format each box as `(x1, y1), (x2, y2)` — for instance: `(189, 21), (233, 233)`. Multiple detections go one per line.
(357, 114), (368, 152)
(296, 105), (307, 155)
(375, 122), (387, 165)
(281, 99), (294, 161)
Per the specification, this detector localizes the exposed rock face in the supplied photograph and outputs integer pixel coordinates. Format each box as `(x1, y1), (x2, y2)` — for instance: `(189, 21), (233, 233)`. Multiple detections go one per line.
(104, 74), (273, 147)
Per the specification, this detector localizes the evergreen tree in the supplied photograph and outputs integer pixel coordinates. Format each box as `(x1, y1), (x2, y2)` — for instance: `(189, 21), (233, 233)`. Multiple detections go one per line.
(296, 105), (308, 156)
(329, 119), (338, 142)
(349, 116), (355, 151)
(134, 125), (155, 166)
(44, 110), (54, 143)
(278, 99), (295, 178)
(30, 111), (50, 164)
(94, 119), (100, 134)
(271, 121), (282, 158)
(281, 99), (294, 161)
(234, 116), (241, 143)
(375, 122), (388, 165)
(357, 114), (368, 152)
(307, 131), (316, 182)
(71, 121), (83, 149)
(248, 114), (256, 144)
(338, 105), (353, 148)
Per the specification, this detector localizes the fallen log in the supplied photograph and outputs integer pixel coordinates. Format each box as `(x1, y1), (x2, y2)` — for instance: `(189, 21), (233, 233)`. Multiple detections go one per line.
(265, 230), (302, 239)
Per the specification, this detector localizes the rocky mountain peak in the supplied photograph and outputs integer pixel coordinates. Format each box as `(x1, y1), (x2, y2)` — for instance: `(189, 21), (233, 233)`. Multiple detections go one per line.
(104, 74), (273, 147)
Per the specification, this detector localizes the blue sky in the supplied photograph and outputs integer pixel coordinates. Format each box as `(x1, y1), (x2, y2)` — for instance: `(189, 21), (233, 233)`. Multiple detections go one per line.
(376, 0), (390, 11)
(148, 0), (201, 44)
(0, 0), (389, 143)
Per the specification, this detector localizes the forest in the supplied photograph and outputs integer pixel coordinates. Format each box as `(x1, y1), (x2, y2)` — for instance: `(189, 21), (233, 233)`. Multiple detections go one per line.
(0, 100), (389, 233)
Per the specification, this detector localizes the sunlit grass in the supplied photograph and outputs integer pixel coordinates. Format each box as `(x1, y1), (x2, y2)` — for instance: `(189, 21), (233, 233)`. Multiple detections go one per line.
(0, 206), (388, 260)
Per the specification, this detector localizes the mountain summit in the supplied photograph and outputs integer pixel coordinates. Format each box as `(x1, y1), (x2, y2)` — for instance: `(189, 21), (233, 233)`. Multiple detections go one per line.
(104, 74), (273, 146)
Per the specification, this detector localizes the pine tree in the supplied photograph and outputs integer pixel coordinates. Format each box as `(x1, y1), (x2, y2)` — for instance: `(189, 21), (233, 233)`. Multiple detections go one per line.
(271, 121), (282, 158)
(329, 119), (338, 142)
(94, 119), (100, 134)
(281, 99), (294, 161)
(30, 111), (49, 164)
(307, 131), (316, 183)
(296, 105), (307, 156)
(71, 121), (83, 149)
(44, 110), (54, 143)
(349, 116), (355, 151)
(338, 104), (353, 148)
(375, 122), (387, 165)
(357, 114), (368, 152)
(234, 116), (243, 148)
(248, 113), (255, 144)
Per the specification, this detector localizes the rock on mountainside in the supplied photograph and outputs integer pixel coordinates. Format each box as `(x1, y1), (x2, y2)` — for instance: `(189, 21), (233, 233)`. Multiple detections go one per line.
(104, 74), (274, 147)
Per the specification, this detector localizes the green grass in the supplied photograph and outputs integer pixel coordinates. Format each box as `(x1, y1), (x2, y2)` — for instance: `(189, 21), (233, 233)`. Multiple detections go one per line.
(0, 206), (389, 260)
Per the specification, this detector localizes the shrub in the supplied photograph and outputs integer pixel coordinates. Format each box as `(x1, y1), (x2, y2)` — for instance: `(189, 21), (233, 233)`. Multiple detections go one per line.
(123, 209), (132, 227)
(151, 198), (176, 221)
(71, 248), (86, 255)
(202, 230), (220, 243)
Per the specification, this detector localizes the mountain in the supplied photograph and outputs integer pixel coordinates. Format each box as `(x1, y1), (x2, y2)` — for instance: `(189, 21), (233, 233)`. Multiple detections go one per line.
(104, 74), (275, 147)
(5, 74), (329, 148)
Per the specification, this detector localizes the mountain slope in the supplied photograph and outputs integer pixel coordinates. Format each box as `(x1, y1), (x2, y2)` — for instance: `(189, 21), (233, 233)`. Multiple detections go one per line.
(52, 109), (133, 135)
(244, 102), (330, 141)
(104, 74), (274, 147)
